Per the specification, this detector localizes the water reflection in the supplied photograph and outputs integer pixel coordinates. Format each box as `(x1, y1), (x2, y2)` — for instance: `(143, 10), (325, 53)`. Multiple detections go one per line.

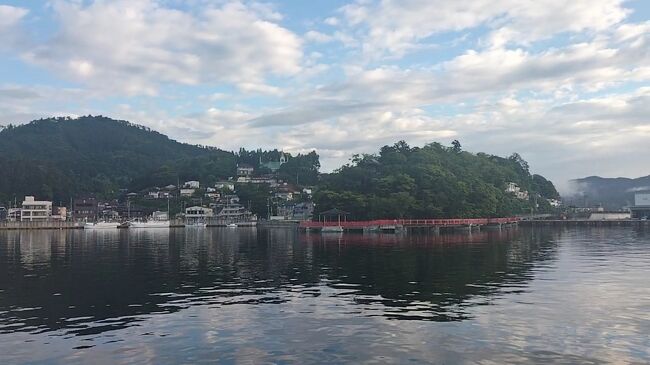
(0, 228), (557, 336)
(0, 227), (649, 364)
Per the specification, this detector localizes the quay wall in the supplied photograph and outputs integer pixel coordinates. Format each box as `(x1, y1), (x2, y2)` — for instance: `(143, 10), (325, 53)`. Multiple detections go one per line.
(0, 221), (83, 230)
(519, 220), (650, 227)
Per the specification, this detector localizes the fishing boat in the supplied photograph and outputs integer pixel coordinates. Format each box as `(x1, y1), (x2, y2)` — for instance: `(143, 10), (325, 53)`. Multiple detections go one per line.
(84, 221), (120, 229)
(226, 223), (237, 228)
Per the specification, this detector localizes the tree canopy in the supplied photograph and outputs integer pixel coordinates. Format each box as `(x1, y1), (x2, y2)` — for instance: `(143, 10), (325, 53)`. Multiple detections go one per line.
(314, 141), (559, 219)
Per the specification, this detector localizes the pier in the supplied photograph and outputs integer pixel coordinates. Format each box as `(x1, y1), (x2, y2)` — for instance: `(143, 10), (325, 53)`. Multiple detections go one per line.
(299, 217), (519, 233)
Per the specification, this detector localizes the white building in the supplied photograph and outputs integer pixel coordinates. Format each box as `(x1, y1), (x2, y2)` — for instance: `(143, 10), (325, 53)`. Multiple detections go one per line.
(589, 212), (631, 220)
(185, 206), (214, 219)
(505, 182), (529, 200)
(21, 196), (52, 222)
(635, 193), (650, 206)
(152, 211), (169, 221)
(215, 181), (235, 191)
(184, 180), (200, 189)
(547, 199), (562, 207)
(180, 188), (196, 197)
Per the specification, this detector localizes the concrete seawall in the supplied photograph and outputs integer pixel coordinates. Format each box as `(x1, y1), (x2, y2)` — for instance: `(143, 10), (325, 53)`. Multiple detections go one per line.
(0, 221), (84, 230)
(519, 220), (650, 227)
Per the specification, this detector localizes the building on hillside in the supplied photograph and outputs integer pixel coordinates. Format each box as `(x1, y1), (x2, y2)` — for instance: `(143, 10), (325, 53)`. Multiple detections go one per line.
(206, 192), (221, 200)
(260, 153), (287, 173)
(180, 188), (196, 197)
(630, 192), (650, 219)
(215, 181), (235, 191)
(237, 164), (254, 177)
(547, 198), (562, 207)
(250, 176), (279, 187)
(505, 182), (529, 200)
(184, 181), (200, 189)
(21, 196), (52, 222)
(220, 194), (240, 205)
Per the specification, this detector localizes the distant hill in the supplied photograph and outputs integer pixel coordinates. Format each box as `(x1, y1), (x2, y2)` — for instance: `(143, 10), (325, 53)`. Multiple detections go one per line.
(565, 175), (650, 209)
(0, 116), (236, 202)
(314, 141), (560, 219)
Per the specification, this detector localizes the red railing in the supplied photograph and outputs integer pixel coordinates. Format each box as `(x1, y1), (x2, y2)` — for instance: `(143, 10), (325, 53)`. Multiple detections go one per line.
(299, 217), (519, 228)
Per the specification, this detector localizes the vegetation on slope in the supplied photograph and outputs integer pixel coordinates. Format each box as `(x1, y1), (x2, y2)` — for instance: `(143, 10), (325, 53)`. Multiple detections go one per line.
(314, 141), (559, 219)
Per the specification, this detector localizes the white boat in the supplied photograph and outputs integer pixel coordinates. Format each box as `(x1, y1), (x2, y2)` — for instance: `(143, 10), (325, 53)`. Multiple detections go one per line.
(226, 223), (237, 228)
(84, 222), (120, 229)
(129, 220), (170, 228)
(321, 226), (344, 233)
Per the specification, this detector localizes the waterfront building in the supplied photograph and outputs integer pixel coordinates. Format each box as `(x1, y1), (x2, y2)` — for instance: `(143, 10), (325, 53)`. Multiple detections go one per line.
(73, 197), (98, 221)
(216, 204), (253, 221)
(8, 208), (21, 221)
(588, 211), (631, 220)
(152, 211), (169, 221)
(51, 207), (67, 221)
(21, 196), (52, 222)
(0, 206), (6, 221)
(185, 206), (213, 220)
(630, 192), (650, 219)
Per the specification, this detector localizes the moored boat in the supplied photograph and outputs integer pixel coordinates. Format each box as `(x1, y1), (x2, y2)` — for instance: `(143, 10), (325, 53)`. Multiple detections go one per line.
(84, 222), (120, 229)
(129, 220), (170, 228)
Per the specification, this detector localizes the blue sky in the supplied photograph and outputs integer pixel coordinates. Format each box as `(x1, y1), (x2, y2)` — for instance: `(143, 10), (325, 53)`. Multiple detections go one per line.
(0, 0), (648, 188)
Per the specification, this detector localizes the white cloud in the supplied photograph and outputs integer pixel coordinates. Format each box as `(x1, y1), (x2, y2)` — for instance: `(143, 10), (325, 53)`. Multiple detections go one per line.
(305, 30), (334, 43)
(0, 5), (29, 50)
(20, 0), (303, 95)
(0, 5), (28, 29)
(337, 0), (628, 58)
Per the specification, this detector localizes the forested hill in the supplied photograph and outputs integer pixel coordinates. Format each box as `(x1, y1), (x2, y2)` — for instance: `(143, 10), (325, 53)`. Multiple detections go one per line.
(314, 141), (559, 219)
(0, 116), (237, 201)
(566, 175), (650, 209)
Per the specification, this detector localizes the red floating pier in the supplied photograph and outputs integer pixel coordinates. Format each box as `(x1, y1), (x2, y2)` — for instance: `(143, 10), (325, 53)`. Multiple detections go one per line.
(299, 217), (519, 231)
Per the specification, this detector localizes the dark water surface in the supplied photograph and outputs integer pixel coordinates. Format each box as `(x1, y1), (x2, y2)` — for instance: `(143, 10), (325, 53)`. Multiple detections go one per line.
(0, 227), (649, 364)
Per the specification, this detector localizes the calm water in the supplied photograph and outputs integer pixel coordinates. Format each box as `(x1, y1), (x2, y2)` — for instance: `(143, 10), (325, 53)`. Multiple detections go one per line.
(0, 227), (649, 364)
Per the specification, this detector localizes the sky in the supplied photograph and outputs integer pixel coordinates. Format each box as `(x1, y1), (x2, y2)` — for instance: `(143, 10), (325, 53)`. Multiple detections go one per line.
(0, 0), (648, 189)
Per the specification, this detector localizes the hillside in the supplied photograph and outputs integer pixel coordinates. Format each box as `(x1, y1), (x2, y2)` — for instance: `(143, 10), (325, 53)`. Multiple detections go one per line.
(0, 116), (236, 202)
(314, 141), (559, 219)
(565, 175), (650, 209)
